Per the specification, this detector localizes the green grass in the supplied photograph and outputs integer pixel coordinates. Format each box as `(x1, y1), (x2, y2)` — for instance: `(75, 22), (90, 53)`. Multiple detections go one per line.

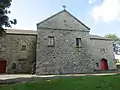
(0, 74), (120, 90)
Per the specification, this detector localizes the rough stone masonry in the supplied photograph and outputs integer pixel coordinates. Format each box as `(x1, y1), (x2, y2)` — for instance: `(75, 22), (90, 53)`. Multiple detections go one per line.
(36, 9), (116, 74)
(0, 9), (116, 74)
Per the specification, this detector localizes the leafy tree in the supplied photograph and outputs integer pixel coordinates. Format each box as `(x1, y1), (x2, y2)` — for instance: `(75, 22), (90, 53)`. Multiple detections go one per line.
(0, 0), (17, 36)
(105, 34), (120, 55)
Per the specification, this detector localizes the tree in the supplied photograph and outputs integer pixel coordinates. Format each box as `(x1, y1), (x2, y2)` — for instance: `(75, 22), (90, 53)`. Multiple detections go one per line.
(104, 34), (120, 55)
(0, 0), (17, 36)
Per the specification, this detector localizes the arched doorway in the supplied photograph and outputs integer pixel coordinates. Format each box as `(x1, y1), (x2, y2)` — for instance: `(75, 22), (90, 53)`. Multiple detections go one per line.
(100, 58), (108, 70)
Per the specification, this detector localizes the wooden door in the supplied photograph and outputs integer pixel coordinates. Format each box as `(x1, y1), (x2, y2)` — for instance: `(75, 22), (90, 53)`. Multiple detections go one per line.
(100, 59), (108, 70)
(0, 60), (7, 74)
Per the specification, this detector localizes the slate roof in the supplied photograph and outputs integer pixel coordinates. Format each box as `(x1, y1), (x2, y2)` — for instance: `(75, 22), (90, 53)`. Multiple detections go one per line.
(6, 29), (37, 35)
(90, 35), (113, 41)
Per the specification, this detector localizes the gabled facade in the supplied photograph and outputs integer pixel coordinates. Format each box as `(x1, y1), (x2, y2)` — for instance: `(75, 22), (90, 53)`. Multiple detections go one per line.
(36, 10), (116, 74)
(37, 10), (90, 31)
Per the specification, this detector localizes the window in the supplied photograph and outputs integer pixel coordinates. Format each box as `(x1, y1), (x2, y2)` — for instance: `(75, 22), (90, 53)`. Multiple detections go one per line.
(100, 48), (106, 53)
(21, 45), (26, 51)
(19, 40), (27, 51)
(48, 36), (55, 46)
(103, 49), (106, 53)
(76, 38), (82, 47)
(96, 63), (99, 67)
(11, 63), (16, 69)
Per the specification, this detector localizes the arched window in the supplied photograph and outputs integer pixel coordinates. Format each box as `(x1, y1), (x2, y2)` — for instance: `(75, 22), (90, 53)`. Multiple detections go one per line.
(0, 44), (6, 52)
(19, 40), (28, 51)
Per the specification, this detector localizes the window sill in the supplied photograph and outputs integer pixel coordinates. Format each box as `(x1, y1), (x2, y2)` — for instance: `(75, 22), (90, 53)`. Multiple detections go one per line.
(47, 45), (55, 47)
(76, 46), (82, 48)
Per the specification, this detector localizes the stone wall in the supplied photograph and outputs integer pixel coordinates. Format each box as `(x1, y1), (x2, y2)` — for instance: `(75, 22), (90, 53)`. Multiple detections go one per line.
(37, 10), (89, 31)
(36, 28), (93, 75)
(90, 39), (116, 70)
(0, 33), (37, 74)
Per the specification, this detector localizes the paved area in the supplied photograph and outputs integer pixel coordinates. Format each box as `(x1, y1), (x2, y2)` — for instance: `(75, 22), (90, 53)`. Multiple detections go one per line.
(0, 74), (57, 80)
(0, 73), (117, 80)
(0, 73), (118, 84)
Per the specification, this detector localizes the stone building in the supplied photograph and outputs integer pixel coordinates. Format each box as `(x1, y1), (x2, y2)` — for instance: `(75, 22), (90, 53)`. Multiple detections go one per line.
(0, 9), (116, 74)
(0, 30), (37, 74)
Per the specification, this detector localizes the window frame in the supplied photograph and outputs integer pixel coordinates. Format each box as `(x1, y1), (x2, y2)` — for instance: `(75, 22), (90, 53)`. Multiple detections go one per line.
(21, 45), (27, 51)
(48, 36), (55, 47)
(76, 38), (82, 48)
(100, 48), (106, 53)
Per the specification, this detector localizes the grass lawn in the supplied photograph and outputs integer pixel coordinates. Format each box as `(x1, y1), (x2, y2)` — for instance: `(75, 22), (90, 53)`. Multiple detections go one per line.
(0, 74), (120, 90)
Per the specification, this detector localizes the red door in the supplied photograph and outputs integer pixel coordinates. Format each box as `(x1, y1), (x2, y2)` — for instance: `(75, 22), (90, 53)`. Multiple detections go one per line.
(100, 59), (108, 70)
(0, 60), (7, 74)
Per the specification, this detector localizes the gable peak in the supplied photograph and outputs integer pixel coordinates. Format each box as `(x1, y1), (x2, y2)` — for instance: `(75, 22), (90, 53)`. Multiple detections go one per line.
(37, 6), (90, 31)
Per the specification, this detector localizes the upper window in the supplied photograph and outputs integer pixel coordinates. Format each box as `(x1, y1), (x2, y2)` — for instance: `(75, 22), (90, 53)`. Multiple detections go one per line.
(76, 38), (82, 47)
(100, 48), (106, 53)
(48, 36), (55, 46)
(21, 45), (27, 51)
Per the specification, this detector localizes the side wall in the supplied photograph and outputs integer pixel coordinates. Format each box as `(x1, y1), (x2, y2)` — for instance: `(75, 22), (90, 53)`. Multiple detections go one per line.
(90, 39), (116, 70)
(36, 28), (93, 75)
(0, 34), (37, 74)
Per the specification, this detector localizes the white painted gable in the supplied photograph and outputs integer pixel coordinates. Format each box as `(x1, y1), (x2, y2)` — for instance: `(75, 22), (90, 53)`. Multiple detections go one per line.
(37, 10), (90, 31)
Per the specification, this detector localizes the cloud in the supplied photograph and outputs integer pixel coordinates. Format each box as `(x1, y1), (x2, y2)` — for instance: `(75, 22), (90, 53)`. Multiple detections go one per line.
(88, 0), (97, 4)
(91, 0), (120, 22)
